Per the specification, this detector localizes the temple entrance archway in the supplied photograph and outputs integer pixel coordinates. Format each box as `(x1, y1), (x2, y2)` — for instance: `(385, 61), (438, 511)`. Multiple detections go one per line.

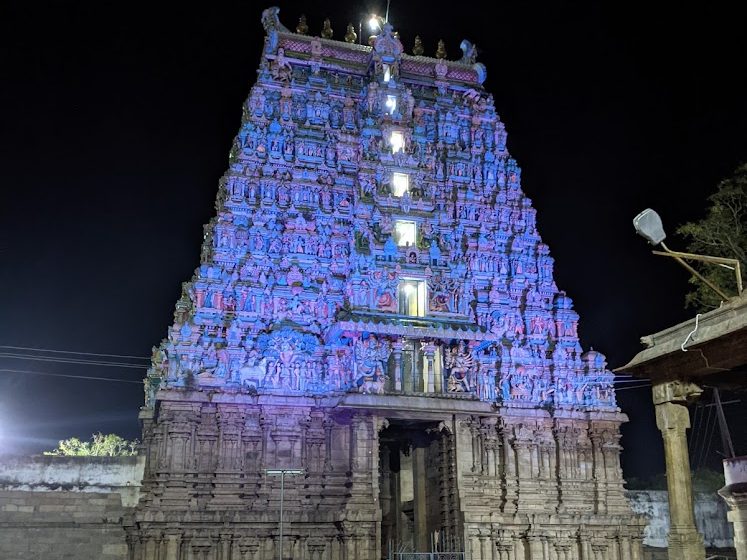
(378, 419), (463, 559)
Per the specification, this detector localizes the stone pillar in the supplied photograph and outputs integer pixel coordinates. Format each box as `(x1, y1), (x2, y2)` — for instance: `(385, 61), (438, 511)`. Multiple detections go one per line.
(380, 445), (393, 548)
(391, 458), (403, 547)
(412, 446), (429, 552)
(719, 455), (747, 560)
(164, 533), (181, 560)
(423, 342), (436, 394)
(218, 533), (232, 560)
(392, 341), (403, 392)
(652, 380), (705, 560)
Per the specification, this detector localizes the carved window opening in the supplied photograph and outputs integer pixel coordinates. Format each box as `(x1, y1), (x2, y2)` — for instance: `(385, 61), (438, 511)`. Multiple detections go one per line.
(385, 94), (397, 115)
(390, 130), (405, 154)
(398, 279), (426, 317)
(383, 64), (391, 83)
(392, 172), (409, 197)
(391, 339), (443, 393)
(394, 220), (416, 247)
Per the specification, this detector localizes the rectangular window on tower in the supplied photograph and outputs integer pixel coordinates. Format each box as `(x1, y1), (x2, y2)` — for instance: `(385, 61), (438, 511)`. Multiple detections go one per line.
(383, 64), (391, 83)
(390, 130), (405, 154)
(385, 95), (397, 115)
(394, 220), (416, 247)
(392, 172), (409, 197)
(398, 279), (426, 317)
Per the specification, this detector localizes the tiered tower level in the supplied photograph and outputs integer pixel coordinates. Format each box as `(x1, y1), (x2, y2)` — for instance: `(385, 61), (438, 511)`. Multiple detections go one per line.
(131, 8), (644, 560)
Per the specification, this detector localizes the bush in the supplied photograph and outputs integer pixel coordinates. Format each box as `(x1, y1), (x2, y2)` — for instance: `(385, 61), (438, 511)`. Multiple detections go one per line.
(43, 432), (139, 456)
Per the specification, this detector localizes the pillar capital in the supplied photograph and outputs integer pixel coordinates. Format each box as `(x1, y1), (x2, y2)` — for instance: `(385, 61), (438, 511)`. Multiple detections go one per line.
(652, 379), (702, 406)
(654, 400), (692, 433)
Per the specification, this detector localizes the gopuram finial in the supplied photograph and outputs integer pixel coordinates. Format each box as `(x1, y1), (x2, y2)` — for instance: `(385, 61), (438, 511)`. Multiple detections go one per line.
(321, 18), (333, 39)
(344, 23), (358, 43)
(296, 14), (309, 35)
(435, 39), (447, 59)
(412, 35), (424, 56)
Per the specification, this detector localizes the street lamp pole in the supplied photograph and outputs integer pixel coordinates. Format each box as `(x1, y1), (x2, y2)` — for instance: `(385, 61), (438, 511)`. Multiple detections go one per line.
(266, 468), (304, 560)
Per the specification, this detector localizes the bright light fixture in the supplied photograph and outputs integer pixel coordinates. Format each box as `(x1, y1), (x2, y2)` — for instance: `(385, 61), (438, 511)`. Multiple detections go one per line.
(390, 130), (404, 154)
(392, 172), (409, 197)
(368, 15), (381, 31)
(385, 95), (397, 114)
(633, 208), (666, 245)
(395, 220), (416, 247)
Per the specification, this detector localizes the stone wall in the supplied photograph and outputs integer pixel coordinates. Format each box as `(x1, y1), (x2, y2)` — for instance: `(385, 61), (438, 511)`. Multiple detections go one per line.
(0, 455), (144, 560)
(628, 489), (733, 557)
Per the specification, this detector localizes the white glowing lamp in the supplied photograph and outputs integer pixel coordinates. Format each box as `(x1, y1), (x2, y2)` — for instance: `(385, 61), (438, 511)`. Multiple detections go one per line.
(390, 130), (404, 154)
(392, 172), (409, 197)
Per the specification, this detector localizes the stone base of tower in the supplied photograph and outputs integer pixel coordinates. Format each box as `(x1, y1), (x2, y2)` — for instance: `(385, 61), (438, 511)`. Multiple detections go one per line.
(128, 390), (644, 560)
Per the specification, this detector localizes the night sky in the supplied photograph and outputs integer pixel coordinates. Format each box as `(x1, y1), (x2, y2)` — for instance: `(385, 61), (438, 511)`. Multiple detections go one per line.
(2, 0), (747, 479)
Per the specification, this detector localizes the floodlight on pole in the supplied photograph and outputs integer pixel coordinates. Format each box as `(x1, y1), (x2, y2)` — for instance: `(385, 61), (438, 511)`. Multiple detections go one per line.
(266, 468), (304, 560)
(633, 208), (743, 301)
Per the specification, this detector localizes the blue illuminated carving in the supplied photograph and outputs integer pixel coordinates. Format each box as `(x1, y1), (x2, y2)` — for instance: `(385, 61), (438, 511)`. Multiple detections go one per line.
(143, 16), (618, 414)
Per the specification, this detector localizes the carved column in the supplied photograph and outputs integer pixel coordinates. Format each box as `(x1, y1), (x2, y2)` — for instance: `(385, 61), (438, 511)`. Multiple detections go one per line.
(719, 456), (747, 560)
(218, 533), (232, 560)
(392, 340), (403, 391)
(652, 380), (705, 560)
(423, 342), (436, 393)
(380, 445), (394, 548)
(164, 533), (181, 560)
(412, 445), (429, 552)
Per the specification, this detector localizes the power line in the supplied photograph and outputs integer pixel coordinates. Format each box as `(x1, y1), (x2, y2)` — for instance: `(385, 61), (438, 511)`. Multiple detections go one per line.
(0, 353), (148, 369)
(0, 368), (143, 385)
(702, 402), (720, 468)
(0, 345), (150, 361)
(689, 402), (702, 461)
(615, 384), (651, 391)
(697, 394), (716, 470)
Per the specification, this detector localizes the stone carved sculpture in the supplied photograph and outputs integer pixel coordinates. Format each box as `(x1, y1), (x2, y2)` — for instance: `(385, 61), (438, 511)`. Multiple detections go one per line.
(445, 341), (474, 392)
(354, 333), (391, 393)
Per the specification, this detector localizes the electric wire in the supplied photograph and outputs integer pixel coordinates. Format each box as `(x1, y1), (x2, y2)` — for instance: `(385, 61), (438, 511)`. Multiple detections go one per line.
(689, 402), (702, 465)
(614, 384), (651, 391)
(0, 353), (148, 369)
(0, 344), (149, 360)
(697, 394), (716, 469)
(0, 368), (143, 384)
(702, 401), (720, 468)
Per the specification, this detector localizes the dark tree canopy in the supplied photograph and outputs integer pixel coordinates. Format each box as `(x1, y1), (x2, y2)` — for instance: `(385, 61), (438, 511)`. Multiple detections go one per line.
(677, 163), (747, 311)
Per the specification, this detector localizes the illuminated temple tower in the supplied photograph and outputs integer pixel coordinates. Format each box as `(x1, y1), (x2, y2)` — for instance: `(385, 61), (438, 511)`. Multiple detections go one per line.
(129, 7), (644, 559)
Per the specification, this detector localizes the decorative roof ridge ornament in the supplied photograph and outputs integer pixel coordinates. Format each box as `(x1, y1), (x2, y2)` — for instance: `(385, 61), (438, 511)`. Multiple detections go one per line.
(261, 6), (290, 55)
(459, 39), (478, 64)
(373, 22), (404, 63)
(460, 39), (487, 84)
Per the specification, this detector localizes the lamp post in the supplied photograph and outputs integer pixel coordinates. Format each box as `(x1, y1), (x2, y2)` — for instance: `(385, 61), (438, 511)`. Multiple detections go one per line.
(266, 468), (304, 560)
(633, 207), (743, 300)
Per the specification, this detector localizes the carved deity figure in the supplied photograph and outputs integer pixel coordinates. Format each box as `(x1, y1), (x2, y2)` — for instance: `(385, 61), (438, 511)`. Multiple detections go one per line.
(354, 334), (390, 392)
(445, 342), (474, 391)
(270, 47), (292, 81)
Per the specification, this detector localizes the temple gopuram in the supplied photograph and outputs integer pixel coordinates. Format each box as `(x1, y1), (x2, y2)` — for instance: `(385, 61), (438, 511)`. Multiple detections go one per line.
(128, 7), (645, 559)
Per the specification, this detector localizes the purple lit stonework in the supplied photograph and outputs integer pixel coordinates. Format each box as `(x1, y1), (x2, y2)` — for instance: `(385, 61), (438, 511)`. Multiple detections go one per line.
(131, 8), (644, 559)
